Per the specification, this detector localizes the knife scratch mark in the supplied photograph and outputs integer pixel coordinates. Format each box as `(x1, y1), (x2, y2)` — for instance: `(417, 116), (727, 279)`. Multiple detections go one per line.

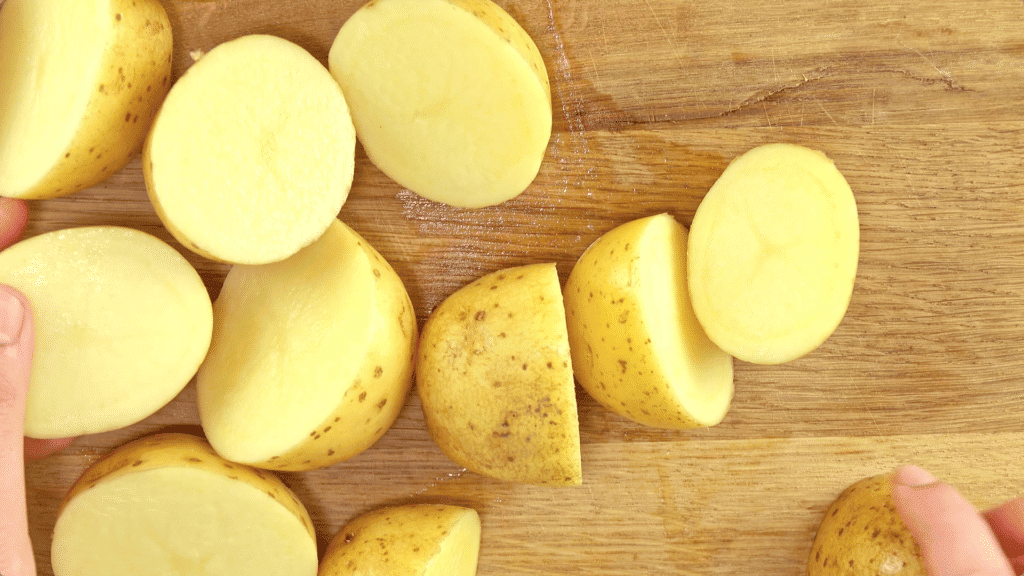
(644, 0), (686, 72)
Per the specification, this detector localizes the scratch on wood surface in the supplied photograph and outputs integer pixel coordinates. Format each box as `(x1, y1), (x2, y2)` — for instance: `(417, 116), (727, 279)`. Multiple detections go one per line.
(643, 0), (687, 71)
(871, 88), (876, 125)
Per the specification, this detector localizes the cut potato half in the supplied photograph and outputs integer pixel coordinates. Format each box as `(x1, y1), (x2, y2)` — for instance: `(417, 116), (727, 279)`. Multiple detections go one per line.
(417, 263), (581, 486)
(145, 34), (355, 264)
(0, 226), (212, 439)
(0, 0), (172, 199)
(687, 143), (860, 364)
(197, 219), (417, 471)
(51, 434), (318, 576)
(329, 0), (551, 208)
(321, 504), (481, 576)
(564, 214), (733, 429)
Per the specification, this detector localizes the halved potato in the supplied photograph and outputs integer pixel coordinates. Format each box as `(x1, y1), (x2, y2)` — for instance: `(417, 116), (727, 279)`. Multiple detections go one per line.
(0, 226), (212, 439)
(197, 219), (416, 471)
(0, 0), (172, 199)
(564, 214), (733, 429)
(145, 34), (355, 264)
(320, 504), (481, 576)
(328, 0), (551, 208)
(687, 143), (860, 364)
(417, 263), (581, 486)
(51, 434), (318, 576)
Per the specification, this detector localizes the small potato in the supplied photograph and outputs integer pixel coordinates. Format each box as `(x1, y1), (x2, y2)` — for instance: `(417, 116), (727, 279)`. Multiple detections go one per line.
(0, 0), (172, 199)
(807, 474), (924, 576)
(321, 504), (481, 576)
(417, 263), (581, 486)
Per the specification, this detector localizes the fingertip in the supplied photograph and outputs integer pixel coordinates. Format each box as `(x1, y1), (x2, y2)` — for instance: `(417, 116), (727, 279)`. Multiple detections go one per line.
(0, 197), (29, 249)
(893, 464), (939, 488)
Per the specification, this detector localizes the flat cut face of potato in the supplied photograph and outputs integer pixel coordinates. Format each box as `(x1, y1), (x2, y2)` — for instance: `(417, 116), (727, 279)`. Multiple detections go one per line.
(0, 0), (171, 199)
(145, 34), (355, 265)
(417, 263), (582, 486)
(0, 227), (212, 439)
(51, 434), (317, 576)
(198, 219), (417, 471)
(687, 143), (860, 364)
(564, 214), (733, 429)
(329, 0), (552, 208)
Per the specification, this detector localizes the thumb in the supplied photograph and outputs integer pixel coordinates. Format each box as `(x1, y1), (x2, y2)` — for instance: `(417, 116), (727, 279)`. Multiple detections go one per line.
(0, 285), (36, 576)
(891, 465), (1014, 576)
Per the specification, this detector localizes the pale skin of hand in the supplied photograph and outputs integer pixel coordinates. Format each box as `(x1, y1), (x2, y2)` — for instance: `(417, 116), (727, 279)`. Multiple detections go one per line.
(0, 198), (75, 576)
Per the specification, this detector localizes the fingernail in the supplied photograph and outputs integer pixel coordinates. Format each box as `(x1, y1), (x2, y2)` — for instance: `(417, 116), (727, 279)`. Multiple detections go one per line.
(893, 464), (939, 487)
(0, 288), (25, 346)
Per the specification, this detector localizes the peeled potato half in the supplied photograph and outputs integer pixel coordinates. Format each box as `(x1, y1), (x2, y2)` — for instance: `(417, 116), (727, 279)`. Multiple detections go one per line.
(145, 34), (355, 264)
(329, 0), (552, 208)
(197, 219), (417, 471)
(0, 226), (212, 439)
(51, 434), (318, 576)
(321, 504), (481, 576)
(688, 143), (859, 364)
(564, 214), (733, 429)
(0, 0), (172, 199)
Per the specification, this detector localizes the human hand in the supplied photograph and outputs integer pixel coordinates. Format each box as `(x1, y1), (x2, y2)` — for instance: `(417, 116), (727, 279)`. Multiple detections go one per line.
(892, 464), (1024, 576)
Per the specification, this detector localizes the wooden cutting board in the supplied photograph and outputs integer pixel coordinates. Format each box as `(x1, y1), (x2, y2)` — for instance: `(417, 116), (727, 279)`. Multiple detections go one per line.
(22, 0), (1024, 574)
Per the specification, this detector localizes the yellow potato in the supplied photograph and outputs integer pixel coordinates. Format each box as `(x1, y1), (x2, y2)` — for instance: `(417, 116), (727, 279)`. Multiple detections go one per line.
(564, 214), (733, 429)
(0, 226), (212, 439)
(808, 474), (924, 576)
(51, 434), (317, 576)
(320, 504), (481, 576)
(417, 263), (581, 486)
(329, 0), (551, 208)
(0, 0), (171, 199)
(688, 143), (860, 364)
(145, 34), (355, 264)
(197, 219), (417, 471)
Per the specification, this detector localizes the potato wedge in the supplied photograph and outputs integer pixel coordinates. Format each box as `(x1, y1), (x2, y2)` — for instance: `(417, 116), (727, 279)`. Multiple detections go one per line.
(51, 434), (317, 576)
(0, 226), (212, 439)
(0, 0), (171, 199)
(145, 34), (355, 264)
(564, 214), (733, 429)
(417, 263), (581, 486)
(688, 143), (859, 364)
(321, 504), (481, 576)
(197, 219), (416, 471)
(329, 0), (551, 208)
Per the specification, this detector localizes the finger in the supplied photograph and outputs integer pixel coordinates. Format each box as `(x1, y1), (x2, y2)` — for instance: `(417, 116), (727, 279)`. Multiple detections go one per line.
(985, 497), (1024, 562)
(25, 436), (76, 461)
(891, 465), (1015, 576)
(0, 197), (29, 250)
(0, 285), (37, 576)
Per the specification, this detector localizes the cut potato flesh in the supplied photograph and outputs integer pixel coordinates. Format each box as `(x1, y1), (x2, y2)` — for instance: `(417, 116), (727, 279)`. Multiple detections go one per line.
(0, 0), (172, 199)
(329, 0), (551, 208)
(417, 263), (582, 486)
(0, 227), (212, 439)
(197, 219), (417, 471)
(564, 214), (733, 429)
(145, 34), (355, 264)
(320, 504), (481, 576)
(687, 143), (860, 364)
(52, 434), (317, 576)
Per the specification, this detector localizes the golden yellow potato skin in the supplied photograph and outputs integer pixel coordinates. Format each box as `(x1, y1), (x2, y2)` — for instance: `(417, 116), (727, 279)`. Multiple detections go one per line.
(808, 474), (924, 576)
(417, 263), (582, 486)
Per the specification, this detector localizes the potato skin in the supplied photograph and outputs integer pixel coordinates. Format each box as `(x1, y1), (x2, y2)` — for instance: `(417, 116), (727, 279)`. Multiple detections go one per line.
(807, 474), (924, 576)
(17, 0), (172, 199)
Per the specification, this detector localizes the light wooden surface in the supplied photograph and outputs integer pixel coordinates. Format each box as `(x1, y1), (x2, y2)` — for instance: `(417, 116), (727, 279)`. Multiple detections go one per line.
(22, 0), (1024, 574)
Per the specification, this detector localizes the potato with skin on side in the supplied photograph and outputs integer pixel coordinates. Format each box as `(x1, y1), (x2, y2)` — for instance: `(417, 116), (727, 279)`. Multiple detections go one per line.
(197, 219), (417, 472)
(417, 263), (582, 486)
(145, 34), (356, 265)
(0, 0), (172, 199)
(0, 226), (212, 439)
(687, 143), (860, 365)
(51, 434), (318, 576)
(808, 474), (924, 576)
(563, 213), (734, 429)
(320, 504), (481, 576)
(329, 0), (552, 208)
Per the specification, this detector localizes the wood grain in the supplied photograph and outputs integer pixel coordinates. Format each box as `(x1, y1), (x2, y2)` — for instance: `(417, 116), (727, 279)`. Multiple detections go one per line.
(17, 0), (1024, 574)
